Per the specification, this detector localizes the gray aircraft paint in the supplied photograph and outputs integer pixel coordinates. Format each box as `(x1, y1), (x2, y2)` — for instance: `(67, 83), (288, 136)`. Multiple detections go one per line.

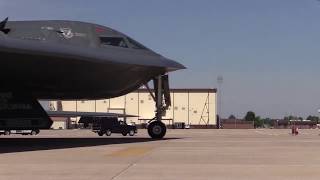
(0, 20), (185, 99)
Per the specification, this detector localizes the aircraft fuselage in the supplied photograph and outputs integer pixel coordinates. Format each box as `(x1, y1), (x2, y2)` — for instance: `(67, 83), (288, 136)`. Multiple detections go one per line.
(0, 20), (184, 99)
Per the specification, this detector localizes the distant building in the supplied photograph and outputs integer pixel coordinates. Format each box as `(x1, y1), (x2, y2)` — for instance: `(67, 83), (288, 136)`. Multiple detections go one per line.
(49, 88), (217, 129)
(220, 119), (254, 129)
(274, 119), (317, 129)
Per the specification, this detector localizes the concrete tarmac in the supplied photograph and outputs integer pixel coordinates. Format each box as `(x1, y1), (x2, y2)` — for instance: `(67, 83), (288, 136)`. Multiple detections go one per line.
(1, 129), (320, 180)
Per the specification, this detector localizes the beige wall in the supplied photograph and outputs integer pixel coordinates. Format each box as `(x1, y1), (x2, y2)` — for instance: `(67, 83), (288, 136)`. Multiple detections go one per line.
(189, 92), (216, 125)
(125, 93), (139, 124)
(50, 89), (217, 125)
(96, 100), (110, 112)
(138, 92), (156, 120)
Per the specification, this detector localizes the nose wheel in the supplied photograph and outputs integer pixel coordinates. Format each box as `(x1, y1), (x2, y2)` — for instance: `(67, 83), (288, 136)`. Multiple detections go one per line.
(145, 75), (171, 139)
(148, 121), (166, 139)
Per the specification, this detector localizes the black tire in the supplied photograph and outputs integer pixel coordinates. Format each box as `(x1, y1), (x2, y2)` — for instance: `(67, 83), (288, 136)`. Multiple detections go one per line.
(105, 129), (112, 136)
(98, 131), (104, 136)
(31, 130), (37, 135)
(4, 130), (10, 136)
(148, 121), (166, 139)
(129, 130), (135, 136)
(122, 132), (127, 136)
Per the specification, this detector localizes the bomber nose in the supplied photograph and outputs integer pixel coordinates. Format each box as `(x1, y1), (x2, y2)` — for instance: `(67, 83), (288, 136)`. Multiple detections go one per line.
(162, 58), (186, 72)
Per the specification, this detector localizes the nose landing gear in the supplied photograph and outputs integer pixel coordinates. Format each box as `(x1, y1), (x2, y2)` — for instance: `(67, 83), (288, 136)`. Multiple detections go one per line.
(145, 75), (171, 139)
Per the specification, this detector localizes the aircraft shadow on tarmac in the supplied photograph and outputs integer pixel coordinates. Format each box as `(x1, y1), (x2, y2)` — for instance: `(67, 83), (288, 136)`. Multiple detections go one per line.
(0, 137), (179, 154)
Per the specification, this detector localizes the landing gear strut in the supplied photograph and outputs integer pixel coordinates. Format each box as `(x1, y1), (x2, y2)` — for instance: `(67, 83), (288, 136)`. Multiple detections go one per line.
(146, 75), (171, 139)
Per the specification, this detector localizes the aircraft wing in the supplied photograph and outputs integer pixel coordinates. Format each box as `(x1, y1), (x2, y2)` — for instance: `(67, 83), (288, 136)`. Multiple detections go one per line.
(47, 111), (138, 118)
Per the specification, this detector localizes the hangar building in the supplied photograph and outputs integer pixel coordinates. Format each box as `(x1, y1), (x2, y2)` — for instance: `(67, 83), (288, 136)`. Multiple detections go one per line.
(49, 88), (217, 129)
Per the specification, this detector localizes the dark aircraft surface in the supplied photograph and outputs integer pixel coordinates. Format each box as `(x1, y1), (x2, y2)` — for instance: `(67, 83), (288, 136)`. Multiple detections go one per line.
(0, 18), (185, 138)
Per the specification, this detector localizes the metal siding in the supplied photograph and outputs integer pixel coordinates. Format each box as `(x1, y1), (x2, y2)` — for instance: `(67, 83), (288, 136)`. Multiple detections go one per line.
(189, 93), (209, 125)
(173, 93), (188, 123)
(95, 99), (110, 112)
(138, 93), (155, 120)
(61, 101), (77, 111)
(49, 89), (217, 126)
(109, 96), (125, 110)
(125, 93), (139, 124)
(77, 100), (95, 112)
(209, 93), (217, 125)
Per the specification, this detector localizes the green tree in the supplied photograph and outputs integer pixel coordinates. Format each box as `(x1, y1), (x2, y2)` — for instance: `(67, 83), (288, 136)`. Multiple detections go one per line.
(244, 111), (255, 122)
(228, 114), (236, 119)
(262, 118), (273, 127)
(254, 116), (263, 128)
(284, 115), (300, 121)
(306, 116), (319, 123)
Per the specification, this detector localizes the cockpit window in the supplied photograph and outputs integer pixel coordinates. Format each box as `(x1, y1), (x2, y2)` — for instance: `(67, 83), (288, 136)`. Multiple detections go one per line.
(100, 37), (128, 48)
(127, 37), (147, 49)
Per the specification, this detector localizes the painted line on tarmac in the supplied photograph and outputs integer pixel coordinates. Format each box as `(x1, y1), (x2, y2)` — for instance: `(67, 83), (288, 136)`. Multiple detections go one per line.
(109, 146), (155, 157)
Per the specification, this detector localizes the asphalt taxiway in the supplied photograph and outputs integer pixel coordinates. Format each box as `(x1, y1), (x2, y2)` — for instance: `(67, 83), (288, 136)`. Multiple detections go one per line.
(1, 129), (320, 180)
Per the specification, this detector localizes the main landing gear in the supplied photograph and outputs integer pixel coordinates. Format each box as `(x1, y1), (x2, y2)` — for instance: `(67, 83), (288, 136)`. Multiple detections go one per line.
(145, 75), (171, 139)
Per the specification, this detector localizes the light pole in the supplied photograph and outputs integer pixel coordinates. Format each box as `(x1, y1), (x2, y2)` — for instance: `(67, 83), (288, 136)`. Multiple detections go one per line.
(217, 76), (223, 128)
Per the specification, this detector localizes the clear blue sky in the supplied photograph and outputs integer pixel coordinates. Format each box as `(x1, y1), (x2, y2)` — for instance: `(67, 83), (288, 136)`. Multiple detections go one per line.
(1, 0), (320, 118)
